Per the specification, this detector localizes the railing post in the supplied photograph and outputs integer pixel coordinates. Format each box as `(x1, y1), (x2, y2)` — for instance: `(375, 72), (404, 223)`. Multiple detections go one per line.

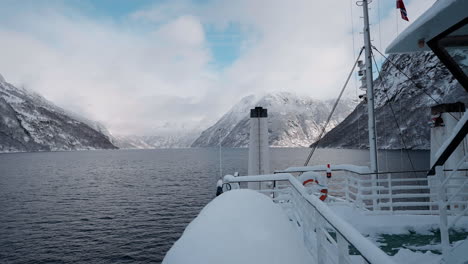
(345, 174), (350, 203)
(388, 173), (393, 214)
(337, 233), (349, 264)
(357, 178), (362, 210)
(437, 166), (450, 260)
(272, 180), (276, 199)
(316, 216), (326, 264)
(372, 173), (377, 211)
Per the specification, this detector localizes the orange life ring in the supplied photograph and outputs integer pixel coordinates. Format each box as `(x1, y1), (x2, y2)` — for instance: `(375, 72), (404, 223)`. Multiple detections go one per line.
(302, 179), (328, 201)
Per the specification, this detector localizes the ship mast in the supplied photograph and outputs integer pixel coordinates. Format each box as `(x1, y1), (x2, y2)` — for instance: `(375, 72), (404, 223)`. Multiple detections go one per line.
(362, 0), (379, 174)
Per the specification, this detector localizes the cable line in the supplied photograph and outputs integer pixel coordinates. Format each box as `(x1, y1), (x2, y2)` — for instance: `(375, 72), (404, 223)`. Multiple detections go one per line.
(305, 47), (365, 166)
(371, 51), (417, 175)
(372, 46), (460, 121)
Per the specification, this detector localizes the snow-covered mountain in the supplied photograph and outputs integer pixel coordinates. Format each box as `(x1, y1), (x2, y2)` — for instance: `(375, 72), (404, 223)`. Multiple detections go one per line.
(0, 74), (117, 152)
(317, 51), (468, 149)
(113, 133), (199, 149)
(191, 92), (356, 148)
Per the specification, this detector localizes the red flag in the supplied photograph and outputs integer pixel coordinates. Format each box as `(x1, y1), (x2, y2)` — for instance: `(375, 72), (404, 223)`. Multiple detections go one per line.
(397, 0), (409, 21)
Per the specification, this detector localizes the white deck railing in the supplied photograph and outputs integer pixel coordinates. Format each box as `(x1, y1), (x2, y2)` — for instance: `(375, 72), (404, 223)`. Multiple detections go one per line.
(278, 165), (468, 215)
(431, 159), (468, 259)
(278, 166), (433, 214)
(223, 173), (396, 264)
(276, 160), (468, 262)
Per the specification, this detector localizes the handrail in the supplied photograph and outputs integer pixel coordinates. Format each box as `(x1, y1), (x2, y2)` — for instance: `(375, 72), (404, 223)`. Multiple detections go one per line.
(277, 167), (430, 176)
(279, 164), (370, 174)
(224, 173), (396, 264)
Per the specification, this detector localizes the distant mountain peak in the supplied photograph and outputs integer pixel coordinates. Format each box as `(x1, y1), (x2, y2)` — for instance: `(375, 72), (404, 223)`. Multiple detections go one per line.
(192, 92), (356, 148)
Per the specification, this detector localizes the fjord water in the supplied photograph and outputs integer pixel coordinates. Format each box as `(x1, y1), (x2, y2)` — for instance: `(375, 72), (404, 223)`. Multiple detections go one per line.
(0, 148), (429, 263)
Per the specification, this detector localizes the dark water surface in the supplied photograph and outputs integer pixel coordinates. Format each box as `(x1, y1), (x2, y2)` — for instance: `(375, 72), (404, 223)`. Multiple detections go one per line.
(0, 148), (429, 263)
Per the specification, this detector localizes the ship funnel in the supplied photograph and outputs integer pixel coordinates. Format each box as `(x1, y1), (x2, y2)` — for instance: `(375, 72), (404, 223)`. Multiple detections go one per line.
(248, 107), (270, 189)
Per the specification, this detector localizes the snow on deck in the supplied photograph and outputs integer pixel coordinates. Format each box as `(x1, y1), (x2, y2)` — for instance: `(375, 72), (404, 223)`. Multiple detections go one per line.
(162, 189), (312, 264)
(331, 204), (468, 236)
(331, 204), (468, 263)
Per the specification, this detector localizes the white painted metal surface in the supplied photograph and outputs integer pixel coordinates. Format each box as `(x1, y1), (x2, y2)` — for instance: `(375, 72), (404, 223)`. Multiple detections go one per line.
(432, 111), (468, 168)
(386, 0), (468, 53)
(223, 174), (397, 264)
(286, 164), (468, 217)
(361, 0), (379, 198)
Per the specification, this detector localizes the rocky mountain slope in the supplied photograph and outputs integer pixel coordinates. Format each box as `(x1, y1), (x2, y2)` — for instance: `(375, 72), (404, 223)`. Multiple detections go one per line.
(0, 74), (117, 152)
(191, 92), (356, 148)
(317, 51), (468, 149)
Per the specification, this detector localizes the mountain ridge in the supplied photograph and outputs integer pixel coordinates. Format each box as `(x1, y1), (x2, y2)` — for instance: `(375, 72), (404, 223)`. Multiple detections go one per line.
(316, 51), (468, 150)
(0, 75), (117, 152)
(192, 92), (356, 148)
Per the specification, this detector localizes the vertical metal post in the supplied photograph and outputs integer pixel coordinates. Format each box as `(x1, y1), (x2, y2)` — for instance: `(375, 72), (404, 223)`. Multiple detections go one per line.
(437, 166), (450, 259)
(345, 175), (350, 202)
(356, 179), (362, 209)
(337, 233), (349, 264)
(316, 216), (326, 264)
(388, 173), (393, 213)
(272, 180), (276, 199)
(362, 0), (379, 210)
(219, 140), (222, 178)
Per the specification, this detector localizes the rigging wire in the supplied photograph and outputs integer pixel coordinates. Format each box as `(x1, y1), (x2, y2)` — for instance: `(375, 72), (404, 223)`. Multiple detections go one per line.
(350, 0), (361, 147)
(395, 7), (399, 36)
(375, 0), (389, 170)
(384, 100), (389, 170)
(371, 51), (417, 175)
(350, 0), (357, 61)
(377, 0), (383, 52)
(372, 47), (460, 121)
(304, 47), (365, 166)
(400, 99), (403, 170)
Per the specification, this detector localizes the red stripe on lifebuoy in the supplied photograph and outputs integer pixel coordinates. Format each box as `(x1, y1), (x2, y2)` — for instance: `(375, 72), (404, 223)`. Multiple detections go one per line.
(303, 178), (328, 201)
(303, 179), (316, 185)
(319, 189), (328, 201)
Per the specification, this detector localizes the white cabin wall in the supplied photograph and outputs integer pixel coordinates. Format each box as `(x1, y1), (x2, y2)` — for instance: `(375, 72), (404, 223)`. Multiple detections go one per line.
(430, 105), (468, 209)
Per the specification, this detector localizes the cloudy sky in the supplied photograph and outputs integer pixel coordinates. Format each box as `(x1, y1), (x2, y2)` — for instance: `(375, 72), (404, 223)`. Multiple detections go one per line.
(0, 0), (436, 135)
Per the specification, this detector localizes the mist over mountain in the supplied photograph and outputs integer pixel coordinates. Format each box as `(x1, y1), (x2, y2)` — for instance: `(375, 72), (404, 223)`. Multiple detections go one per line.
(113, 133), (199, 149)
(0, 74), (117, 152)
(192, 92), (356, 148)
(317, 51), (468, 149)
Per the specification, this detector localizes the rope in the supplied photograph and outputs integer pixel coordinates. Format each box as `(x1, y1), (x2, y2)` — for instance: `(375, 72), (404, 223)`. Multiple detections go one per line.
(305, 47), (365, 166)
(371, 51), (417, 175)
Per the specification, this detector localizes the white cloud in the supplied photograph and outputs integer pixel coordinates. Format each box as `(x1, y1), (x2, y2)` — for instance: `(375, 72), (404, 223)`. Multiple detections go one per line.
(0, 0), (437, 136)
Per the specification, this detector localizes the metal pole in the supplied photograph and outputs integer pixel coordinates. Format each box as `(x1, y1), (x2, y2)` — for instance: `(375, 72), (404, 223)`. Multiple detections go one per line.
(219, 134), (223, 178)
(437, 166), (450, 260)
(362, 0), (379, 210)
(337, 233), (349, 264)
